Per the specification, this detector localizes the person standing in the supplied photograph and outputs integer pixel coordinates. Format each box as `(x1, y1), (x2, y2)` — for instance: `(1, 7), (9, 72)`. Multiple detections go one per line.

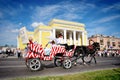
(56, 33), (64, 45)
(17, 48), (21, 58)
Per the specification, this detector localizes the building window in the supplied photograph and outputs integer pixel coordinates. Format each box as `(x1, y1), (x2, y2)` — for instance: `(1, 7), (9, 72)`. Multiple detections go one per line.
(118, 42), (120, 47)
(76, 32), (79, 40)
(112, 42), (116, 46)
(107, 41), (110, 48)
(67, 33), (70, 39)
(100, 40), (104, 45)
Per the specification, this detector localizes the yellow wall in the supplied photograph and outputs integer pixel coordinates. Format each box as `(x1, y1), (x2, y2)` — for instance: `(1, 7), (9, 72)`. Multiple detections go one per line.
(18, 19), (88, 49)
(34, 29), (39, 43)
(18, 36), (26, 49)
(41, 31), (51, 48)
(27, 31), (34, 40)
(18, 31), (34, 49)
(50, 23), (85, 31)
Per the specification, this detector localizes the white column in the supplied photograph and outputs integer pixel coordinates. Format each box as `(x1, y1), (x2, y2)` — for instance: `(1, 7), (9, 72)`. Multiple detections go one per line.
(85, 31), (88, 45)
(53, 29), (56, 38)
(78, 32), (80, 45)
(64, 29), (67, 43)
(73, 31), (76, 45)
(82, 32), (84, 45)
(17, 36), (19, 48)
(50, 30), (52, 36)
(70, 32), (72, 45)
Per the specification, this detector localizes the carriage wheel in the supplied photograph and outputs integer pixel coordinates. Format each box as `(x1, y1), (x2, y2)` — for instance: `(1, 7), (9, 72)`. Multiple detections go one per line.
(27, 58), (42, 71)
(54, 58), (62, 67)
(83, 54), (92, 63)
(62, 58), (72, 69)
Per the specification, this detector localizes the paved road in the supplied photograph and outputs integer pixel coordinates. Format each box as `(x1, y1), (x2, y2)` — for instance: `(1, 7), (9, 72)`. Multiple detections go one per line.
(0, 56), (120, 80)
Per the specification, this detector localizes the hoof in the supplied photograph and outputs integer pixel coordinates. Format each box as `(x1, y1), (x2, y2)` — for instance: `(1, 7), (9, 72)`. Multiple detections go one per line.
(74, 62), (77, 66)
(83, 62), (86, 65)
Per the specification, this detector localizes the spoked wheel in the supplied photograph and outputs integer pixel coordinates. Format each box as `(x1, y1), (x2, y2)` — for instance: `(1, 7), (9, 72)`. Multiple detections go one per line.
(54, 58), (62, 67)
(27, 58), (42, 71)
(83, 54), (92, 63)
(62, 58), (72, 69)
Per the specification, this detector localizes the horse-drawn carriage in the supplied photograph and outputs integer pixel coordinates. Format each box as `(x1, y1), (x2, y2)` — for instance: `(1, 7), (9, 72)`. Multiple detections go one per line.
(25, 40), (100, 71)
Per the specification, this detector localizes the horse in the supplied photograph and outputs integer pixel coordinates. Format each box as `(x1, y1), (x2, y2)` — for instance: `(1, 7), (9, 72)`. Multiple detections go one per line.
(73, 41), (100, 64)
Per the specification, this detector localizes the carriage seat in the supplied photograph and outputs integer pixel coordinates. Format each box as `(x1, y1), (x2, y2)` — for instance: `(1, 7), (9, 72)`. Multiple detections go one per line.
(60, 44), (75, 51)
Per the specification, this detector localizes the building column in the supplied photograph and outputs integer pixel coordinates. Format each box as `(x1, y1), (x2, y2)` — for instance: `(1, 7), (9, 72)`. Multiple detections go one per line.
(78, 32), (81, 45)
(85, 31), (88, 45)
(17, 36), (19, 48)
(82, 32), (84, 45)
(53, 29), (56, 38)
(73, 31), (76, 45)
(70, 32), (72, 45)
(64, 29), (67, 43)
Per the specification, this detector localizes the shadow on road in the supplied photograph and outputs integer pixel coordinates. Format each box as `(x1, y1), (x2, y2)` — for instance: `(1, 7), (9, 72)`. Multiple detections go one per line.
(43, 63), (56, 68)
(112, 63), (120, 67)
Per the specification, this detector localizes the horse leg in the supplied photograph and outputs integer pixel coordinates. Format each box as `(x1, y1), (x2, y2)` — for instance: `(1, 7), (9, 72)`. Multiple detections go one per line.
(74, 58), (77, 66)
(89, 54), (97, 64)
(74, 54), (81, 66)
(81, 56), (86, 64)
(93, 55), (97, 64)
(88, 54), (94, 63)
(88, 58), (92, 63)
(73, 56), (78, 66)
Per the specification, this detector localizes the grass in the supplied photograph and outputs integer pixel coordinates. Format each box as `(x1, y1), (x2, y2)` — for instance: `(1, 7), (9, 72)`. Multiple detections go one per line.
(12, 68), (120, 80)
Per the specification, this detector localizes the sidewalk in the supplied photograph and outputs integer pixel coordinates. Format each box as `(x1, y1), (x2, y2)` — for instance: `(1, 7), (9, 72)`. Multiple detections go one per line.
(0, 54), (17, 59)
(7, 56), (18, 58)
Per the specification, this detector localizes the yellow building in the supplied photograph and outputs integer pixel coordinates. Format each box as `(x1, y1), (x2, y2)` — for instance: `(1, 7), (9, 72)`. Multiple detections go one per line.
(18, 19), (88, 49)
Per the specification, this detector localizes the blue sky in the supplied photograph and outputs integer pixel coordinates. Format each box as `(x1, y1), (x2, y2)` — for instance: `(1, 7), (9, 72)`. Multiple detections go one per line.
(0, 0), (120, 46)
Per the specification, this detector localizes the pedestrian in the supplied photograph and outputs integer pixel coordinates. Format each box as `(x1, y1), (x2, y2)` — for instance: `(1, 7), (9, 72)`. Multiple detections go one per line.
(17, 48), (21, 58)
(0, 48), (2, 54)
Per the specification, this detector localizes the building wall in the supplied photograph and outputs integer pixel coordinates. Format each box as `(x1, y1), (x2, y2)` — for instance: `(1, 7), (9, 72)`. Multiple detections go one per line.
(18, 19), (88, 49)
(41, 31), (51, 47)
(89, 34), (120, 50)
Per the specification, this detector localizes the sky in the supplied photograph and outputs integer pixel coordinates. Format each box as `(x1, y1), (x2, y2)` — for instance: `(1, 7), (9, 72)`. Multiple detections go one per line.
(0, 0), (120, 46)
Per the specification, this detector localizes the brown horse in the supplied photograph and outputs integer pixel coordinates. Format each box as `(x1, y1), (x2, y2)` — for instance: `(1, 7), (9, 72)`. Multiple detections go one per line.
(73, 42), (100, 64)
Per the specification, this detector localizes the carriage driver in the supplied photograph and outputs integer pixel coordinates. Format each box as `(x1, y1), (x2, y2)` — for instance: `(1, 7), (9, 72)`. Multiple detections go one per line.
(88, 39), (94, 50)
(56, 32), (64, 45)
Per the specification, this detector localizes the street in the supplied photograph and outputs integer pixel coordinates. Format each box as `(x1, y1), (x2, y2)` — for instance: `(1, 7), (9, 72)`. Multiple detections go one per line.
(0, 56), (120, 80)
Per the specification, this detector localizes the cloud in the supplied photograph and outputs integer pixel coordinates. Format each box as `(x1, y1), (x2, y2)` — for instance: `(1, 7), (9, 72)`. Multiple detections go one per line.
(91, 15), (120, 24)
(87, 26), (111, 37)
(102, 2), (120, 12)
(112, 32), (120, 38)
(0, 11), (3, 19)
(31, 1), (95, 23)
(31, 22), (45, 28)
(31, 5), (60, 22)
(19, 22), (22, 26)
(11, 29), (19, 33)
(102, 6), (114, 12)
(0, 20), (20, 46)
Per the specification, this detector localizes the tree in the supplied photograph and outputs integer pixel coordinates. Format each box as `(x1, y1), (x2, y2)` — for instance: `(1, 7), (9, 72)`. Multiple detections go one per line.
(4, 44), (9, 47)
